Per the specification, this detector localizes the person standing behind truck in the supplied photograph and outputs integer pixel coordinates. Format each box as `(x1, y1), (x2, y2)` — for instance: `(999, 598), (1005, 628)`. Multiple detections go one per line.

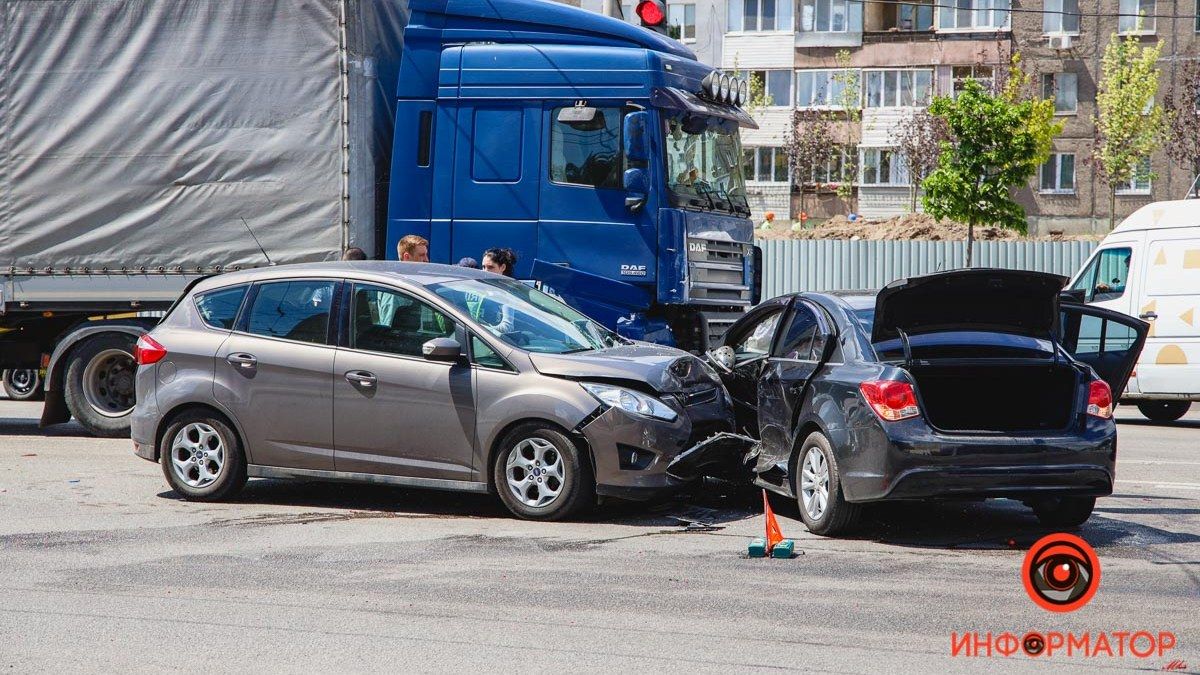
(398, 235), (430, 262)
(472, 248), (518, 333)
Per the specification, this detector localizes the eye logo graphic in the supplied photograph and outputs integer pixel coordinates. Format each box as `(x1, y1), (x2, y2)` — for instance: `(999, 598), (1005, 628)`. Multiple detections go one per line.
(1022, 533), (1101, 612)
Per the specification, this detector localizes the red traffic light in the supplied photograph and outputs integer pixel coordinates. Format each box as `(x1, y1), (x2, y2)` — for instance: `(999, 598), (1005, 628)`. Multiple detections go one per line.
(635, 0), (666, 26)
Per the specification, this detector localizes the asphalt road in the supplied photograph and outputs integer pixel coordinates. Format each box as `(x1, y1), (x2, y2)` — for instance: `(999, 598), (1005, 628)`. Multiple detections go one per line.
(0, 399), (1196, 673)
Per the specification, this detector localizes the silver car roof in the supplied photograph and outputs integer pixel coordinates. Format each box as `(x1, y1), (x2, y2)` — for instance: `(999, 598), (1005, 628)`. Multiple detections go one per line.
(188, 261), (495, 294)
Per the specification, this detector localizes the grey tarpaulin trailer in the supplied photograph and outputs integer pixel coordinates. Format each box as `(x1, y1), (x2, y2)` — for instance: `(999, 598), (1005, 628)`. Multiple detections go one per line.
(0, 0), (407, 435)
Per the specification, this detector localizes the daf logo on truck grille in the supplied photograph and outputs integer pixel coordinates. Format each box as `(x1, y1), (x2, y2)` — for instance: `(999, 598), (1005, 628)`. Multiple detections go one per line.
(620, 264), (647, 277)
(688, 241), (707, 253)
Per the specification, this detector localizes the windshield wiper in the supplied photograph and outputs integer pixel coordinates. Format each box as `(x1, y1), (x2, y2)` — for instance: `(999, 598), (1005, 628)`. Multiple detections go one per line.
(693, 184), (717, 211)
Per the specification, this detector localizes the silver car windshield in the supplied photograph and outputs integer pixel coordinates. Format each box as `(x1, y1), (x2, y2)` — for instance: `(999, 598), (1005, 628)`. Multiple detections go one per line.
(432, 278), (622, 354)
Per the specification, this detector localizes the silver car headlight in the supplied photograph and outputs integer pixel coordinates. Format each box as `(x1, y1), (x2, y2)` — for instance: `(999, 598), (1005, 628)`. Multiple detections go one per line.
(580, 382), (678, 422)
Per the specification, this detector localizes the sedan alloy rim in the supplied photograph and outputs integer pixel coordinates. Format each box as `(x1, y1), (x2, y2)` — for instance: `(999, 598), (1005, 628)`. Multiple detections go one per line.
(800, 447), (829, 520)
(170, 422), (225, 488)
(506, 438), (564, 508)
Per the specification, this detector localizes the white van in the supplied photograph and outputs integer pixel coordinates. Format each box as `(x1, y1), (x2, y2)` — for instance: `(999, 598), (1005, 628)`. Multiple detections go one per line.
(1068, 200), (1200, 421)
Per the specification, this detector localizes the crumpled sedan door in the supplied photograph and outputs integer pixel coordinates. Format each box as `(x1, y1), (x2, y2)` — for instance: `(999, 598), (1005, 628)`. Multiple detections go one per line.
(1059, 302), (1149, 398)
(756, 298), (832, 476)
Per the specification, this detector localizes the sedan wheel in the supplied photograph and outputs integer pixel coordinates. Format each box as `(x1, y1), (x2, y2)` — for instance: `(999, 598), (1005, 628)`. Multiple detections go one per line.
(794, 431), (861, 536)
(493, 423), (594, 521)
(505, 437), (565, 508)
(170, 422), (226, 488)
(799, 447), (829, 521)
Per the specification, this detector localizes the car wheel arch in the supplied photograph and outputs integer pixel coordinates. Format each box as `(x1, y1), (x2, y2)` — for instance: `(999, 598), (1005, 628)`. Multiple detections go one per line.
(485, 417), (595, 494)
(787, 419), (829, 496)
(154, 403), (246, 463)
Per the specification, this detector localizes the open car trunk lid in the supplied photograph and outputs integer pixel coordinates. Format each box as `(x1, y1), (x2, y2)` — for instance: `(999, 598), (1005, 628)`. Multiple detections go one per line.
(872, 269), (1068, 344)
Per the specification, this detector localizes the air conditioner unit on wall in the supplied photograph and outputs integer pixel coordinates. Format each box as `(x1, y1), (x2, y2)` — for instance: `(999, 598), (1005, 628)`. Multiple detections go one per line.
(1048, 34), (1074, 50)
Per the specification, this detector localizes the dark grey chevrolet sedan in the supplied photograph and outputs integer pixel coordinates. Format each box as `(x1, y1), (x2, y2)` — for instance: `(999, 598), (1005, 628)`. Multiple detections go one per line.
(131, 262), (731, 520)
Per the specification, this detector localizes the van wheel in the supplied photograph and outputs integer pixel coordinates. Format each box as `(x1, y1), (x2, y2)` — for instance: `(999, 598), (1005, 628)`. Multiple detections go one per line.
(3, 369), (43, 401)
(1032, 496), (1095, 528)
(64, 334), (137, 437)
(493, 423), (594, 521)
(1136, 401), (1191, 423)
(159, 411), (247, 501)
(794, 431), (860, 536)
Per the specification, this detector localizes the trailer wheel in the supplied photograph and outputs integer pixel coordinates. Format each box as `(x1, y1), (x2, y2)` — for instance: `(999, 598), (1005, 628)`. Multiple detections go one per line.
(2, 369), (44, 401)
(64, 334), (138, 437)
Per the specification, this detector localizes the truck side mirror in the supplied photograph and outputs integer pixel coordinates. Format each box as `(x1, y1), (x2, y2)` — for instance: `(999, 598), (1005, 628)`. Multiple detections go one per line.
(623, 111), (650, 163)
(623, 168), (649, 212)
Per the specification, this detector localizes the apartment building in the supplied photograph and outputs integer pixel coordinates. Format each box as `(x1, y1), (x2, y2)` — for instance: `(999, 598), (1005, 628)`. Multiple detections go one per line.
(570, 0), (1198, 232)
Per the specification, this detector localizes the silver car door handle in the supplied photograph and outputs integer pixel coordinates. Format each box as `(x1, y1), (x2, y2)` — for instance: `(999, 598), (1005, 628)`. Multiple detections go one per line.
(226, 353), (257, 368)
(345, 370), (377, 387)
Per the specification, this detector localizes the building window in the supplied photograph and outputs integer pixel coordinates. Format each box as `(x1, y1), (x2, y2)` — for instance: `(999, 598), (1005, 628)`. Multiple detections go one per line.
(743, 147), (790, 182)
(951, 65), (997, 96)
(668, 3), (697, 40)
(1040, 153), (1076, 193)
(865, 69), (933, 108)
(1042, 72), (1078, 114)
(729, 0), (794, 32)
(799, 0), (850, 31)
(937, 0), (1010, 30)
(1118, 0), (1155, 32)
(860, 148), (909, 185)
(809, 146), (854, 184)
(1044, 0), (1081, 33)
(796, 69), (860, 108)
(1116, 157), (1152, 194)
(897, 2), (935, 29)
(752, 70), (795, 106)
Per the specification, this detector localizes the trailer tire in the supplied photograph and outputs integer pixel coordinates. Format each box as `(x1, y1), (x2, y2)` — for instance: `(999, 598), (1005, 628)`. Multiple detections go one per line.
(63, 334), (138, 437)
(2, 369), (44, 401)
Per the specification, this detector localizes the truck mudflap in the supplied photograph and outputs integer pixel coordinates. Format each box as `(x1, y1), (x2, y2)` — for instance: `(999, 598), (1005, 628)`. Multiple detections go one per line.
(666, 432), (759, 482)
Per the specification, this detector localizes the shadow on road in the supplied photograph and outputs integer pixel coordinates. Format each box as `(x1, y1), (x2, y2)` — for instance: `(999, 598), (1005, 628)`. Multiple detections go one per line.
(1116, 417), (1200, 430)
(0, 416), (90, 437)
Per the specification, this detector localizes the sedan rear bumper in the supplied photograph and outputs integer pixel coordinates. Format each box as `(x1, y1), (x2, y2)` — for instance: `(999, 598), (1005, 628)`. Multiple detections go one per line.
(840, 417), (1117, 502)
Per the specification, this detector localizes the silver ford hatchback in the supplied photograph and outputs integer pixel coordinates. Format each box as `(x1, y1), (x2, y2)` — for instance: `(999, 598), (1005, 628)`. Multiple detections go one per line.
(131, 262), (731, 520)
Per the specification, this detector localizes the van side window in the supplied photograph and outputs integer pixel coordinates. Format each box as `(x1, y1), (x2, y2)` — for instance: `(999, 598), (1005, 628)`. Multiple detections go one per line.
(246, 280), (336, 345)
(1071, 247), (1132, 303)
(194, 286), (248, 330)
(350, 285), (456, 357)
(550, 106), (622, 189)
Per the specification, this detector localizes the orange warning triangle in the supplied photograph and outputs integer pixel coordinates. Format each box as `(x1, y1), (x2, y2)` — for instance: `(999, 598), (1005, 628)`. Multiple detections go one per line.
(1182, 308), (1195, 326)
(764, 490), (784, 552)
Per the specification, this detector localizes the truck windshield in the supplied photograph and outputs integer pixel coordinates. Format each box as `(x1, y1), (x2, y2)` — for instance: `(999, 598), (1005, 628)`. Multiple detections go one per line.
(432, 278), (624, 354)
(664, 116), (747, 212)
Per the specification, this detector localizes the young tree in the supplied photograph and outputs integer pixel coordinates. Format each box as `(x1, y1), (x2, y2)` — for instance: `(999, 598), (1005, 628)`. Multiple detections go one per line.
(1093, 30), (1167, 227)
(922, 60), (1061, 266)
(1163, 60), (1200, 198)
(785, 109), (833, 221)
(895, 110), (951, 212)
(829, 50), (861, 202)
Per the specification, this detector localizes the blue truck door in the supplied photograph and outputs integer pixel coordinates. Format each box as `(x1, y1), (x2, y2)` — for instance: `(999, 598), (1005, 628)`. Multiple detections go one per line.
(539, 104), (657, 288)
(449, 103), (541, 273)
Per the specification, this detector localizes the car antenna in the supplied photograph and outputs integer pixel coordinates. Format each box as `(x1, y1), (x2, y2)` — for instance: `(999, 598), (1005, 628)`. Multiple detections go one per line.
(240, 217), (275, 266)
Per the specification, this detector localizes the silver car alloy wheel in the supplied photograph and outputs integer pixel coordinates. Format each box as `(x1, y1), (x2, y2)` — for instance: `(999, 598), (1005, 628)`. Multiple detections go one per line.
(800, 446), (830, 521)
(506, 437), (564, 508)
(170, 423), (226, 488)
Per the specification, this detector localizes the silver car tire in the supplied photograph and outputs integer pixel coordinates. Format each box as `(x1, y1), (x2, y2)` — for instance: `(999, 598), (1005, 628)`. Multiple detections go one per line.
(159, 411), (247, 501)
(492, 423), (593, 521)
(794, 431), (860, 537)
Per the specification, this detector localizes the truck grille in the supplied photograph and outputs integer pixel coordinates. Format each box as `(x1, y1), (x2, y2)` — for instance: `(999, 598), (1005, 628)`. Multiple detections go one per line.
(686, 238), (752, 305)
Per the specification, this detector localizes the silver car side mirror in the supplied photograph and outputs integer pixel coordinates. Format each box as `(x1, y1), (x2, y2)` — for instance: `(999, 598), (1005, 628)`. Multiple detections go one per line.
(706, 345), (735, 373)
(422, 337), (462, 362)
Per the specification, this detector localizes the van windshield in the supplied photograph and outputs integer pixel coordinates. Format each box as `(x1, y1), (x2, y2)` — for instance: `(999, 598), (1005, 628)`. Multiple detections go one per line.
(664, 115), (748, 214)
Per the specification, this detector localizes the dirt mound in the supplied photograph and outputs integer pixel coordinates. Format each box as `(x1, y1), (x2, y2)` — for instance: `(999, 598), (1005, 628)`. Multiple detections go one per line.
(758, 213), (1027, 241)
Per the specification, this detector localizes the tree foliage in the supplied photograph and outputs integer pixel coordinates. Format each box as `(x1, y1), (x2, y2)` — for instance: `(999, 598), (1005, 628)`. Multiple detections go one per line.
(1093, 30), (1166, 225)
(921, 58), (1061, 265)
(784, 109), (834, 220)
(1163, 60), (1200, 197)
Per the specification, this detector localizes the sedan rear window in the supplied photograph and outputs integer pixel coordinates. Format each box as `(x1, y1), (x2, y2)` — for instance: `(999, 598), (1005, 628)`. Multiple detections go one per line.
(194, 286), (247, 330)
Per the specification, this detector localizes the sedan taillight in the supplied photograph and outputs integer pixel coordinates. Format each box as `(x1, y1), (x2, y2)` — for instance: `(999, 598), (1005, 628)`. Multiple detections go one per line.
(135, 334), (167, 366)
(1087, 379), (1113, 419)
(859, 380), (920, 422)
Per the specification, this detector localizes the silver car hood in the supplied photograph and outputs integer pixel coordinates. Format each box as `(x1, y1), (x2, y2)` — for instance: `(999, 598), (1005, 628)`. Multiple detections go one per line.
(527, 343), (718, 394)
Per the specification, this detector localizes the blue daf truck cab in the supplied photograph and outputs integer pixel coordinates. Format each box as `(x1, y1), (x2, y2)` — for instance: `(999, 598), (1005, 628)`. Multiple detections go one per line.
(387, 0), (761, 350)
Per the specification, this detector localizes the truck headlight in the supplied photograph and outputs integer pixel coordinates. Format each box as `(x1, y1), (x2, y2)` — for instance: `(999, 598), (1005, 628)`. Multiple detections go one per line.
(580, 382), (678, 422)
